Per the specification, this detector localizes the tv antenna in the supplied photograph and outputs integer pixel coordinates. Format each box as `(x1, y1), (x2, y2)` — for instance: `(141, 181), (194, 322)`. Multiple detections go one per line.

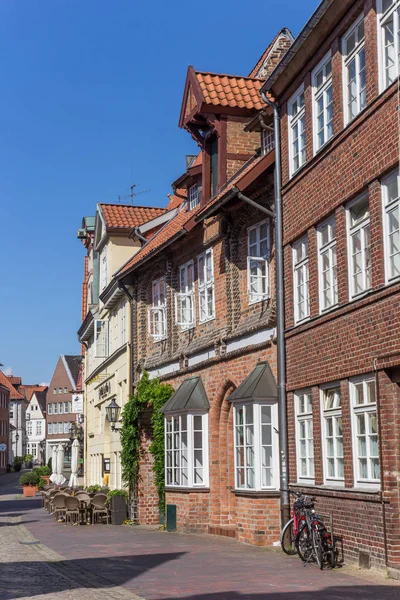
(117, 184), (150, 205)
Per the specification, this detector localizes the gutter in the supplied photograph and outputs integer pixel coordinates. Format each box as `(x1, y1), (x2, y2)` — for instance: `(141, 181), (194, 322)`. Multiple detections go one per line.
(261, 90), (290, 528)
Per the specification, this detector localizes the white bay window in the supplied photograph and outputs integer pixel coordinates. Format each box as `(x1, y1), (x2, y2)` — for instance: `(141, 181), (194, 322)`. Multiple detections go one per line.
(197, 249), (215, 322)
(347, 195), (371, 297)
(343, 15), (366, 124)
(350, 376), (379, 487)
(149, 278), (167, 339)
(248, 221), (270, 304)
(378, 0), (400, 90)
(295, 390), (314, 482)
(293, 236), (309, 322)
(321, 386), (344, 484)
(165, 413), (208, 487)
(95, 319), (109, 358)
(288, 86), (306, 176)
(318, 218), (338, 311)
(189, 184), (200, 211)
(312, 53), (333, 151)
(383, 169), (400, 282)
(175, 260), (195, 328)
(234, 402), (279, 490)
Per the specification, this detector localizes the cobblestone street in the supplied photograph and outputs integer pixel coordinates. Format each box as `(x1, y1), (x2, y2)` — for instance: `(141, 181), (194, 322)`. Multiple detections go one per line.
(0, 474), (399, 599)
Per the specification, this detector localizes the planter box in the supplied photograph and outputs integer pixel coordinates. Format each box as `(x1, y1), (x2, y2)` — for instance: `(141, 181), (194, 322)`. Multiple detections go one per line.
(110, 495), (127, 525)
(23, 485), (37, 497)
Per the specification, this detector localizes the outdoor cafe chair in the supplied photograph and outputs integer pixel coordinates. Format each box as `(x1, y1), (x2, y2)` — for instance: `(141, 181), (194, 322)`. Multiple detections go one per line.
(91, 493), (109, 525)
(48, 489), (59, 513)
(65, 496), (80, 526)
(76, 493), (91, 523)
(53, 493), (68, 522)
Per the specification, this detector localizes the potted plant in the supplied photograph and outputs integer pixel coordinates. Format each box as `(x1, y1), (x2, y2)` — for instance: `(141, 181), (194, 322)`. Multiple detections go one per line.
(34, 466), (51, 486)
(24, 454), (34, 469)
(107, 489), (128, 525)
(13, 456), (23, 472)
(19, 470), (40, 497)
(37, 477), (47, 491)
(86, 484), (101, 494)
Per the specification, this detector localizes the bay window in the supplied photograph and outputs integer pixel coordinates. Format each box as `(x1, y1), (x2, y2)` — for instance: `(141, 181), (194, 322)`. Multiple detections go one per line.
(350, 377), (380, 487)
(288, 85), (306, 176)
(318, 218), (338, 311)
(312, 52), (333, 151)
(347, 195), (371, 297)
(261, 128), (274, 155)
(295, 390), (314, 482)
(248, 221), (270, 304)
(148, 277), (167, 339)
(95, 319), (109, 358)
(165, 413), (208, 487)
(321, 386), (344, 484)
(343, 15), (366, 124)
(378, 0), (400, 90)
(293, 236), (309, 322)
(175, 260), (195, 328)
(234, 402), (279, 490)
(383, 169), (400, 282)
(197, 249), (215, 322)
(189, 184), (200, 211)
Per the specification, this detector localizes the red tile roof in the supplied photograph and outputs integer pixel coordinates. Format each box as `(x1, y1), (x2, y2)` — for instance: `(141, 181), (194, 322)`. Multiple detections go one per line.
(21, 385), (48, 402)
(0, 371), (25, 400)
(166, 189), (186, 211)
(100, 204), (167, 230)
(6, 375), (21, 386)
(195, 71), (264, 111)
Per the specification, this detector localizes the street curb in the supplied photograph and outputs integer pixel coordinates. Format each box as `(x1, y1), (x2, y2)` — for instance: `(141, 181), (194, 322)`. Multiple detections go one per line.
(4, 516), (147, 600)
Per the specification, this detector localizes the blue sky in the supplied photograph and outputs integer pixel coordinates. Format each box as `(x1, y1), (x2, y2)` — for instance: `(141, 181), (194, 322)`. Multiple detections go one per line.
(0, 0), (318, 383)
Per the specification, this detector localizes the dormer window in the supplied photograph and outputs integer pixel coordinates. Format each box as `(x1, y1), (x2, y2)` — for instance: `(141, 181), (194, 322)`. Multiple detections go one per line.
(261, 128), (274, 155)
(189, 184), (199, 211)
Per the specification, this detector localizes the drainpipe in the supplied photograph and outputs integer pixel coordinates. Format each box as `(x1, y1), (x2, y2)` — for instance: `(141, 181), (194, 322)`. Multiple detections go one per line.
(234, 189), (275, 219)
(261, 91), (290, 527)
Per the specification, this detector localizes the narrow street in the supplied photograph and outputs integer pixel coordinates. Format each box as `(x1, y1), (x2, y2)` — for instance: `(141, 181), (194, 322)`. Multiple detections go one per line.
(0, 474), (399, 600)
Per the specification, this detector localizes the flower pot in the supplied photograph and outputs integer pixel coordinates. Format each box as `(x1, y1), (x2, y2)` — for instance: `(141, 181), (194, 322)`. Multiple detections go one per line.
(110, 495), (127, 525)
(23, 485), (37, 497)
(41, 476), (50, 486)
(14, 464), (22, 472)
(25, 461), (33, 469)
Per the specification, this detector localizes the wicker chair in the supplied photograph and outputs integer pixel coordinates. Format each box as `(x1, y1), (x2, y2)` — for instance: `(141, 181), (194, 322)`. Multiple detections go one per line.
(65, 496), (80, 526)
(76, 493), (91, 523)
(53, 493), (68, 522)
(48, 489), (59, 513)
(91, 493), (109, 525)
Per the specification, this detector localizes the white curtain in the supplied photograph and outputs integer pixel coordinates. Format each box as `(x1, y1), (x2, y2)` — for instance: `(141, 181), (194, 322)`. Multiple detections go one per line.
(68, 439), (79, 488)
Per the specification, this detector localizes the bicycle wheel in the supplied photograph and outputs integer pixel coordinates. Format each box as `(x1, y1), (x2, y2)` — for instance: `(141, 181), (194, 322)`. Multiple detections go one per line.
(280, 518), (297, 555)
(295, 522), (313, 562)
(313, 529), (323, 570)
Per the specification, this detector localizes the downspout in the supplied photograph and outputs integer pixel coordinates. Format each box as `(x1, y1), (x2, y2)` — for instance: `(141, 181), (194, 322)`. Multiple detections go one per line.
(132, 227), (148, 245)
(261, 91), (290, 527)
(234, 189), (275, 219)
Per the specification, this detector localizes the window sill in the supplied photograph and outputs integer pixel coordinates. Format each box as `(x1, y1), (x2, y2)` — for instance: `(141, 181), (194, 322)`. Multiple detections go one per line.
(199, 316), (215, 325)
(248, 296), (270, 307)
(293, 316), (310, 327)
(232, 489), (280, 498)
(165, 486), (210, 494)
(319, 304), (339, 316)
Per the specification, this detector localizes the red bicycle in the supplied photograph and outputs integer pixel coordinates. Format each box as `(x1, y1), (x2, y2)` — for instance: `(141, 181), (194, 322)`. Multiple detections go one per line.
(280, 489), (308, 556)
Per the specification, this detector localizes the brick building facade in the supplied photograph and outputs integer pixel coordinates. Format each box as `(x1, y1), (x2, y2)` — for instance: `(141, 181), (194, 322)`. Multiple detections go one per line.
(0, 372), (10, 473)
(116, 30), (293, 545)
(263, 0), (400, 572)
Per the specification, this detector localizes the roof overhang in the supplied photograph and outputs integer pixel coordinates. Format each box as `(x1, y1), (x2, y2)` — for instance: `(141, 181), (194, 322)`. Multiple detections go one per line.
(77, 310), (95, 342)
(228, 362), (278, 403)
(99, 279), (126, 310)
(262, 0), (354, 98)
(160, 376), (210, 415)
(133, 207), (179, 236)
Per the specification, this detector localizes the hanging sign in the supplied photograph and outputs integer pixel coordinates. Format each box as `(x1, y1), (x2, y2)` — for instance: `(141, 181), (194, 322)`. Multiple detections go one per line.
(72, 394), (83, 414)
(0, 443), (7, 452)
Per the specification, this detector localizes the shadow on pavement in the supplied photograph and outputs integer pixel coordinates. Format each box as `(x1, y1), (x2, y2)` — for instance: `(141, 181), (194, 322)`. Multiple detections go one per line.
(157, 591), (400, 600)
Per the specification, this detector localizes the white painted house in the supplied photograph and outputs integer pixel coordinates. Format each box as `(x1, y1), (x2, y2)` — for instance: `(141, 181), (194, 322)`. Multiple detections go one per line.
(26, 390), (47, 465)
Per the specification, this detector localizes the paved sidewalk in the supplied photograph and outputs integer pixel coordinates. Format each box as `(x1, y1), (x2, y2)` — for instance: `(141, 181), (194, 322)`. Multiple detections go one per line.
(0, 472), (399, 599)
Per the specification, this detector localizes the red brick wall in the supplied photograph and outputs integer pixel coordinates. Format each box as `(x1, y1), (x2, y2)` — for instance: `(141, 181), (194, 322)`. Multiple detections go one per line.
(47, 357), (77, 440)
(0, 386), (10, 472)
(226, 118), (260, 181)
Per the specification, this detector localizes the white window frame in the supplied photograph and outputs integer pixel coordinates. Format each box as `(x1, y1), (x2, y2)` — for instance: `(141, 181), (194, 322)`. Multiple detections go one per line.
(247, 221), (270, 304)
(175, 260), (195, 329)
(350, 375), (380, 489)
(288, 84), (306, 177)
(27, 421), (32, 436)
(318, 217), (338, 312)
(64, 422), (70, 434)
(233, 402), (280, 491)
(320, 384), (344, 486)
(197, 248), (215, 323)
(53, 402), (58, 415)
(36, 421), (42, 436)
(347, 195), (371, 298)
(48, 423), (52, 435)
(261, 128), (274, 155)
(293, 236), (310, 323)
(48, 403), (53, 415)
(64, 387), (68, 394)
(295, 390), (315, 483)
(95, 319), (109, 358)
(382, 169), (400, 283)
(121, 299), (127, 345)
(312, 51), (333, 153)
(342, 14), (366, 125)
(148, 277), (167, 340)
(58, 402), (63, 415)
(165, 413), (209, 488)
(53, 388), (57, 395)
(377, 0), (400, 92)
(189, 184), (200, 211)
(58, 422), (63, 434)
(101, 246), (108, 291)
